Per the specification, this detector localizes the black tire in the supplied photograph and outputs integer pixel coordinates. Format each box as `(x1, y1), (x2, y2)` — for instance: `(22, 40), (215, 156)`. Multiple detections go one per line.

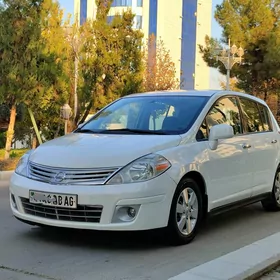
(262, 167), (280, 211)
(166, 177), (203, 246)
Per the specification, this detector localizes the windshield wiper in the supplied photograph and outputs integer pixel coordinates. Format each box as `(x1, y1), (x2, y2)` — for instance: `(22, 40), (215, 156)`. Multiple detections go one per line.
(75, 128), (102, 134)
(75, 128), (168, 135)
(102, 128), (168, 135)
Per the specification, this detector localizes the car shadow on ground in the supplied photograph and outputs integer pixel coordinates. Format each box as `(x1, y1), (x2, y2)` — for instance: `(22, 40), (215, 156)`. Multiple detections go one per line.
(18, 201), (277, 251)
(22, 226), (166, 251)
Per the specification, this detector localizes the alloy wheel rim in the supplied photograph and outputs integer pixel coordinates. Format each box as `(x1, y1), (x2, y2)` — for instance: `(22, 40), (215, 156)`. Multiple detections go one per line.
(176, 187), (198, 236)
(275, 172), (280, 204)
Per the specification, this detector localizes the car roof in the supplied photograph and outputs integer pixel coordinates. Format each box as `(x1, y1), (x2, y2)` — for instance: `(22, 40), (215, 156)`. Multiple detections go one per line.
(124, 90), (219, 97)
(123, 90), (267, 105)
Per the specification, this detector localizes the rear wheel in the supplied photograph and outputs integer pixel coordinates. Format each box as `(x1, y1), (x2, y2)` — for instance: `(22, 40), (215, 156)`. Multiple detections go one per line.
(262, 168), (280, 211)
(166, 178), (203, 246)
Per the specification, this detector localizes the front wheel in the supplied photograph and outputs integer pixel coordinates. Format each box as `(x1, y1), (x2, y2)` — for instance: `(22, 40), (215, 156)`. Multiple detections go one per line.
(262, 167), (280, 211)
(166, 178), (203, 246)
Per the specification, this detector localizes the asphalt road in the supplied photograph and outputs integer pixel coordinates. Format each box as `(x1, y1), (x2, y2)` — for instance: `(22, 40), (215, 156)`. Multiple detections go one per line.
(2, 181), (280, 280)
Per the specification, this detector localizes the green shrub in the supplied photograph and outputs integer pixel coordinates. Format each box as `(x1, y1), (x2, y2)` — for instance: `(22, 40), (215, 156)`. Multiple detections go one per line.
(10, 151), (17, 158)
(0, 132), (5, 149)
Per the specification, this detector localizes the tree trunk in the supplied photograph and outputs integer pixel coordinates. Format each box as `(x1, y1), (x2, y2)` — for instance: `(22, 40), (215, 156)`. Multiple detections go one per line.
(264, 90), (268, 103)
(32, 135), (37, 149)
(4, 104), (17, 160)
(54, 124), (61, 138)
(67, 120), (76, 133)
(79, 101), (93, 124)
(74, 106), (81, 127)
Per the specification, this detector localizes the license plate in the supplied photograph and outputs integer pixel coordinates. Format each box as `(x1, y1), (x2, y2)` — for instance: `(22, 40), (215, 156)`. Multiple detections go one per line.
(29, 191), (77, 209)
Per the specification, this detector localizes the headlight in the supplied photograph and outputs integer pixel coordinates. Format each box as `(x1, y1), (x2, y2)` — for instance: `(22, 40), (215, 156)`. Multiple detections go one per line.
(106, 154), (171, 185)
(15, 150), (33, 177)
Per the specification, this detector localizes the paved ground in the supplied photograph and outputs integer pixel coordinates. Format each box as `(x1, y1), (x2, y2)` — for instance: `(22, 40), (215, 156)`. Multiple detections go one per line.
(260, 266), (280, 279)
(2, 181), (280, 280)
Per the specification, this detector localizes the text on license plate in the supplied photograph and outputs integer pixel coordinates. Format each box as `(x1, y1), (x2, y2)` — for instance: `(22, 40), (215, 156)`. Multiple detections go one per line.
(29, 191), (77, 209)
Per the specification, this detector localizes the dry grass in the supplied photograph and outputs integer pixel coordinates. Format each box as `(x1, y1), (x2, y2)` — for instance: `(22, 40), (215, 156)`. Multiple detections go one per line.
(0, 149), (29, 171)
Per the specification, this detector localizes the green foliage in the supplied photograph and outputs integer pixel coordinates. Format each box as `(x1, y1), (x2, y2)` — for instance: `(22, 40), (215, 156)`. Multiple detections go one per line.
(199, 0), (280, 99)
(0, 132), (5, 149)
(0, 148), (29, 172)
(0, 105), (9, 123)
(0, 0), (45, 106)
(79, 1), (144, 120)
(198, 36), (225, 74)
(0, 0), (173, 144)
(0, 0), (71, 149)
(32, 0), (70, 139)
(0, 148), (29, 159)
(220, 78), (244, 92)
(0, 103), (26, 124)
(10, 151), (17, 158)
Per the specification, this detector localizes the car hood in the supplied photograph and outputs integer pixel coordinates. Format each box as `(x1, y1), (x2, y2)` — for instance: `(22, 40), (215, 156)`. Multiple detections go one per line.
(29, 133), (182, 168)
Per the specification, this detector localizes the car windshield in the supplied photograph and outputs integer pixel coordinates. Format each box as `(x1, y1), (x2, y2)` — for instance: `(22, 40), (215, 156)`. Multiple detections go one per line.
(76, 95), (209, 135)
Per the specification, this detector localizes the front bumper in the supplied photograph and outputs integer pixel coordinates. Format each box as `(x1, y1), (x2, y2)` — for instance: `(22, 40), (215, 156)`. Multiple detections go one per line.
(10, 172), (176, 231)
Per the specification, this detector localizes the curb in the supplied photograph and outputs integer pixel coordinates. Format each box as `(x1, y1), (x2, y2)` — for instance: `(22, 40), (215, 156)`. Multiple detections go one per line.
(0, 171), (14, 182)
(169, 232), (280, 280)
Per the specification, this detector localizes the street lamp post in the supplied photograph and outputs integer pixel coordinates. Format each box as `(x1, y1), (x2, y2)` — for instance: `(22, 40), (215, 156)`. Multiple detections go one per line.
(64, 26), (80, 120)
(215, 39), (244, 91)
(60, 104), (72, 135)
(74, 52), (79, 119)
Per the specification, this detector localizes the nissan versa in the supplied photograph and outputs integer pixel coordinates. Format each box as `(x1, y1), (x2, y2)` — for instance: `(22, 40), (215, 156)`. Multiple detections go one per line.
(10, 90), (280, 245)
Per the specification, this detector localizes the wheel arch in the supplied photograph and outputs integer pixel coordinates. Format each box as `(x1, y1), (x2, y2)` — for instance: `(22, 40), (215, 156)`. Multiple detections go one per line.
(179, 171), (208, 218)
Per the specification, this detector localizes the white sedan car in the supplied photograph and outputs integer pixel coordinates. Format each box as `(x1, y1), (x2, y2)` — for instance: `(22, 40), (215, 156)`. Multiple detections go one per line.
(10, 90), (280, 245)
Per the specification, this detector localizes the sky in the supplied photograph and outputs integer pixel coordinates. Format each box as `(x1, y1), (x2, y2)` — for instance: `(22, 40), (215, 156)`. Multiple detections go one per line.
(58, 0), (74, 18)
(58, 0), (224, 89)
(212, 0), (223, 39)
(210, 0), (224, 89)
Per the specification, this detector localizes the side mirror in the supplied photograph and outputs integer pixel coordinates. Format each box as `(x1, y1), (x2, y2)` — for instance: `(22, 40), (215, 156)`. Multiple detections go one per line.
(209, 123), (234, 150)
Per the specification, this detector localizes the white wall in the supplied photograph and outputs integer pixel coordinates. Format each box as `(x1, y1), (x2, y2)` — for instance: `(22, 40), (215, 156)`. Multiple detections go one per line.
(74, 0), (212, 90)
(156, 0), (183, 82)
(195, 0), (212, 90)
(74, 0), (80, 22)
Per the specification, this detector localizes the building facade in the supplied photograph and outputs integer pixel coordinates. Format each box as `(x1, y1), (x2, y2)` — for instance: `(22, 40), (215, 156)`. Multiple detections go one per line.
(74, 0), (212, 90)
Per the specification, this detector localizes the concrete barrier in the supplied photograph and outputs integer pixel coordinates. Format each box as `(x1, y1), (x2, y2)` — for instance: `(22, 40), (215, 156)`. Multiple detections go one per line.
(169, 232), (280, 280)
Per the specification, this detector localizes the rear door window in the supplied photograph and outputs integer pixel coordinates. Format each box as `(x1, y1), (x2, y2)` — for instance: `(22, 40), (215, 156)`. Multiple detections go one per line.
(239, 98), (264, 133)
(258, 104), (273, 132)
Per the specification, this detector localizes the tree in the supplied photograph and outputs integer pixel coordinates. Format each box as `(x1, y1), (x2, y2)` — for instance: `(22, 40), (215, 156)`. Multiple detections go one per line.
(220, 77), (244, 92)
(32, 0), (70, 141)
(60, 18), (93, 130)
(142, 34), (180, 92)
(79, 0), (144, 122)
(0, 0), (69, 158)
(199, 0), (280, 102)
(62, 16), (86, 131)
(0, 0), (44, 159)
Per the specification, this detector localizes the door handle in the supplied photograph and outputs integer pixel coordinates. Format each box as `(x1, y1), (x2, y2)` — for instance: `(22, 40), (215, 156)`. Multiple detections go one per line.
(242, 144), (251, 149)
(272, 139), (278, 144)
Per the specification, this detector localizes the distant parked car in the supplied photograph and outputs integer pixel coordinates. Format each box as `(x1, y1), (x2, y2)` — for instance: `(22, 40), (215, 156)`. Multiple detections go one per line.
(9, 90), (280, 245)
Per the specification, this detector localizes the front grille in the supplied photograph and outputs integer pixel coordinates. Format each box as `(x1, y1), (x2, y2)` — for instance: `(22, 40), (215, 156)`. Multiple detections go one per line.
(28, 161), (119, 185)
(21, 198), (103, 223)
